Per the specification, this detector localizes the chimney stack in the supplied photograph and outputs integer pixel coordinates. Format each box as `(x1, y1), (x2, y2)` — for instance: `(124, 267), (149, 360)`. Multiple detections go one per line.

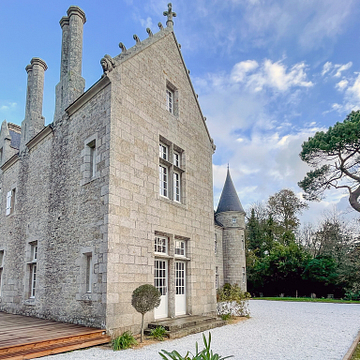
(20, 57), (48, 151)
(54, 6), (86, 121)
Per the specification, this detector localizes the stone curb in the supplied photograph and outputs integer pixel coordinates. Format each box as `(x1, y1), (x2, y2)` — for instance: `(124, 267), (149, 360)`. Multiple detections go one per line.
(343, 329), (360, 360)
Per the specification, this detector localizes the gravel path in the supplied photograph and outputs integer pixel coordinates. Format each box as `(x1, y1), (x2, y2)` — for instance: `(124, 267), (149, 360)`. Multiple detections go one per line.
(41, 300), (360, 360)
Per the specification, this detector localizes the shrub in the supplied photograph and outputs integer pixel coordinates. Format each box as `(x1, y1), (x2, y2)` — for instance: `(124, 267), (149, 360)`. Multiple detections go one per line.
(112, 331), (137, 350)
(150, 325), (167, 341)
(220, 313), (232, 321)
(159, 332), (233, 360)
(217, 283), (251, 317)
(131, 284), (161, 342)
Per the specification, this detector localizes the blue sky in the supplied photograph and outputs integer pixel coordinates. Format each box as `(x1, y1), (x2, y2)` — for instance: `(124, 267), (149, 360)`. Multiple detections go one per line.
(1, 0), (360, 225)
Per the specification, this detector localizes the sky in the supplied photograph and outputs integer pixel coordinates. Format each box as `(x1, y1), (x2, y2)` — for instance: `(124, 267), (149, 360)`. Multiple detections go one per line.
(1, 0), (360, 226)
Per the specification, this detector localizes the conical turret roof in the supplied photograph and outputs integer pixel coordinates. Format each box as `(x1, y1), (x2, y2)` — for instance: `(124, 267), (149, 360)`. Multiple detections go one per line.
(216, 167), (245, 214)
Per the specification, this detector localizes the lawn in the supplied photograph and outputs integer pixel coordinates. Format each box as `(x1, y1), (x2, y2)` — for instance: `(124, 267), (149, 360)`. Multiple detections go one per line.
(251, 297), (360, 304)
(351, 342), (360, 360)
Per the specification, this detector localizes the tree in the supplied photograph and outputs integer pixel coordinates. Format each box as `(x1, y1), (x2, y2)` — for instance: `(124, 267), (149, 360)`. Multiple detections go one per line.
(298, 110), (360, 213)
(267, 189), (308, 234)
(131, 284), (161, 342)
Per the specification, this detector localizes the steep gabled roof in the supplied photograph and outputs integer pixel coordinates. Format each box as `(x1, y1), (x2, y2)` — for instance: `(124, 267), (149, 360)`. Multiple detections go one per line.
(216, 167), (245, 214)
(8, 123), (21, 150)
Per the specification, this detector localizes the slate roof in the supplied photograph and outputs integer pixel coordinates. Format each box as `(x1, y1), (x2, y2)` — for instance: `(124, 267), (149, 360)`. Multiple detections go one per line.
(9, 129), (21, 150)
(216, 168), (245, 214)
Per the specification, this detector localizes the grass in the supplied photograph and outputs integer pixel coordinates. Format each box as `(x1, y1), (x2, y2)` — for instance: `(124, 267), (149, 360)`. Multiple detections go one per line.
(251, 297), (360, 304)
(351, 342), (360, 360)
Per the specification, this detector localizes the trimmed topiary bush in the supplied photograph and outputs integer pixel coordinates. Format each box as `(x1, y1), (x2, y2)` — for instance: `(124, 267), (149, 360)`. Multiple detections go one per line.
(131, 284), (161, 342)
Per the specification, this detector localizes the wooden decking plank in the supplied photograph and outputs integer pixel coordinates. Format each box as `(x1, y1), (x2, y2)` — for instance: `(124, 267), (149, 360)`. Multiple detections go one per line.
(0, 312), (109, 359)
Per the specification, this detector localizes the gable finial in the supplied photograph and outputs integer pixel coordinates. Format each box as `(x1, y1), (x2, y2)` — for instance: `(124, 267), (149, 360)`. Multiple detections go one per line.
(227, 163), (230, 170)
(163, 3), (176, 27)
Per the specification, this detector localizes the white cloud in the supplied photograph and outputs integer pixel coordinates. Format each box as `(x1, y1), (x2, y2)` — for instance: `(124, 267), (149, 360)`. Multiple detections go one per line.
(0, 102), (17, 112)
(322, 62), (332, 76)
(231, 60), (259, 82)
(320, 61), (353, 78)
(334, 62), (352, 77)
(335, 79), (349, 90)
(231, 59), (313, 92)
(139, 16), (153, 29)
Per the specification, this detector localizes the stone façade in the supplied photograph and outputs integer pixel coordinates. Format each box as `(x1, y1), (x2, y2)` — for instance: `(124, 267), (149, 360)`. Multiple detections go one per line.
(0, 4), (246, 337)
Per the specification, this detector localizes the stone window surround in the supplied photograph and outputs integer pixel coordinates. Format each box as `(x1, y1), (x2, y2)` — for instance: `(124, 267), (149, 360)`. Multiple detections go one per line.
(76, 246), (96, 302)
(24, 240), (38, 305)
(5, 183), (17, 216)
(154, 232), (190, 261)
(0, 249), (4, 297)
(80, 133), (100, 186)
(158, 136), (185, 204)
(166, 80), (178, 117)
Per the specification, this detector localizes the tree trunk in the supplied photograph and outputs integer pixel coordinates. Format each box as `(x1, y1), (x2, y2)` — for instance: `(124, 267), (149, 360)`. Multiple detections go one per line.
(140, 313), (144, 343)
(349, 186), (360, 213)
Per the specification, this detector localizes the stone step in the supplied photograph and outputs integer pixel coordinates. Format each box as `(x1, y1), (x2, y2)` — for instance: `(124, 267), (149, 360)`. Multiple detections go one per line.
(145, 315), (226, 339)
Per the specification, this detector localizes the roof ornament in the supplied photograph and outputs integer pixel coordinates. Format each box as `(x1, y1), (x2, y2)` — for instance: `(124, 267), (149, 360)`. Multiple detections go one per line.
(163, 3), (176, 27)
(133, 34), (141, 44)
(158, 22), (164, 30)
(118, 42), (127, 52)
(100, 54), (116, 75)
(146, 28), (153, 37)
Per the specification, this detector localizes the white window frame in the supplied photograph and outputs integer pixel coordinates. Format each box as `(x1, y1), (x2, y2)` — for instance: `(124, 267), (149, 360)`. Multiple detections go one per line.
(175, 240), (186, 257)
(166, 88), (174, 114)
(29, 243), (38, 298)
(173, 151), (180, 167)
(159, 137), (184, 203)
(159, 143), (169, 161)
(155, 236), (168, 254)
(159, 165), (168, 198)
(215, 266), (219, 290)
(6, 188), (16, 216)
(173, 171), (181, 202)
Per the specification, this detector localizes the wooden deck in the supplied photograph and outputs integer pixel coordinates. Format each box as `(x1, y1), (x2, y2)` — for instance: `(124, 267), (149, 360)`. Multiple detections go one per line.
(0, 312), (110, 360)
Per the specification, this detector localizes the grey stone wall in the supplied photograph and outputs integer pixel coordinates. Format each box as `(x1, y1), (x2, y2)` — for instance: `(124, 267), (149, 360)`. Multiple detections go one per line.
(104, 30), (216, 336)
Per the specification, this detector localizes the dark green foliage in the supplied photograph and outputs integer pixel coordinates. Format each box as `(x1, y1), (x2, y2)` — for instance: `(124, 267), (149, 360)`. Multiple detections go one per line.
(150, 326), (167, 341)
(112, 331), (137, 350)
(131, 284), (161, 342)
(159, 332), (233, 360)
(267, 189), (308, 233)
(220, 313), (232, 321)
(298, 110), (360, 212)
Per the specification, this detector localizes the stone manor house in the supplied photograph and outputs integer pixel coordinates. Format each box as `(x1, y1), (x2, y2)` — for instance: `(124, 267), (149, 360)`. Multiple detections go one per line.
(0, 5), (246, 336)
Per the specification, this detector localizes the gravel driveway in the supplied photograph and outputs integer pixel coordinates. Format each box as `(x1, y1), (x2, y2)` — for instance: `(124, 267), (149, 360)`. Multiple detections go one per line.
(41, 300), (360, 360)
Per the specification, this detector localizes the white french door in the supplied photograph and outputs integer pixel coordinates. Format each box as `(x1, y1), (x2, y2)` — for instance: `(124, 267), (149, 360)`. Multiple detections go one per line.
(175, 261), (186, 316)
(154, 259), (168, 319)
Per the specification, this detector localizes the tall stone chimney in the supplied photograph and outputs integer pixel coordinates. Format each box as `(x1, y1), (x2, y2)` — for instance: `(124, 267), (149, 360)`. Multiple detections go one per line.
(20, 57), (48, 152)
(54, 6), (86, 121)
